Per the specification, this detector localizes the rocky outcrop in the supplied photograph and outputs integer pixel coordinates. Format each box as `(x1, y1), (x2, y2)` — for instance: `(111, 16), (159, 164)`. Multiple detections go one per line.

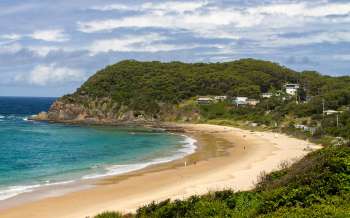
(30, 111), (49, 121)
(31, 94), (201, 124)
(31, 96), (159, 124)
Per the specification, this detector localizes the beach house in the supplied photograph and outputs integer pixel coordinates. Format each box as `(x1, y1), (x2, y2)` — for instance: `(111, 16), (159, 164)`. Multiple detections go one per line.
(247, 99), (260, 106)
(214, 96), (227, 101)
(284, 83), (300, 95)
(233, 97), (248, 106)
(261, 93), (273, 98)
(294, 124), (318, 135)
(324, 110), (340, 115)
(197, 97), (215, 105)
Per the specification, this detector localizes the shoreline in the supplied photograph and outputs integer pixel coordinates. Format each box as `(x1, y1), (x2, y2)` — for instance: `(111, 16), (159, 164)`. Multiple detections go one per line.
(0, 123), (322, 218)
(0, 128), (197, 208)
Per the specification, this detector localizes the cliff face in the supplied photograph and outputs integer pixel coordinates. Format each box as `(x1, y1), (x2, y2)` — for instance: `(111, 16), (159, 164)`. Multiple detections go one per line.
(33, 96), (201, 124)
(35, 97), (155, 123)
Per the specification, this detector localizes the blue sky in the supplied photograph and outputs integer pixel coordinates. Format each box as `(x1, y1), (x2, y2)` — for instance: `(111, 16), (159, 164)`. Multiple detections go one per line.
(0, 0), (349, 97)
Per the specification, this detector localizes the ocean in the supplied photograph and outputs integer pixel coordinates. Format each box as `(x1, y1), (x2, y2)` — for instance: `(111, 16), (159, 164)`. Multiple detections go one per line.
(0, 97), (196, 201)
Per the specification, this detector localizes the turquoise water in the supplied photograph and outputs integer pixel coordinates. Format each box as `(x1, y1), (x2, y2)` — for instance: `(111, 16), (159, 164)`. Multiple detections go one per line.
(0, 97), (195, 200)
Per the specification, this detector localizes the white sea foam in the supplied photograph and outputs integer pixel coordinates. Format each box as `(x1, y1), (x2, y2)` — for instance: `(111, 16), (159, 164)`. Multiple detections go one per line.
(83, 135), (197, 180)
(0, 185), (40, 201)
(0, 180), (75, 201)
(0, 115), (4, 119)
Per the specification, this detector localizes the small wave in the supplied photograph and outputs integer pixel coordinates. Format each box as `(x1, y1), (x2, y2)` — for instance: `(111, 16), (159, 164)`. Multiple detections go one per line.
(0, 185), (40, 201)
(23, 115), (36, 122)
(83, 135), (197, 180)
(0, 115), (28, 121)
(0, 180), (75, 201)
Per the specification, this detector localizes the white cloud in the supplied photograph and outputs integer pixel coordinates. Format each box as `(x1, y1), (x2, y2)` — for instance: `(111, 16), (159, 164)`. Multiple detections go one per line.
(88, 33), (201, 54)
(78, 15), (172, 33)
(142, 1), (207, 13)
(79, 0), (350, 47)
(90, 4), (132, 11)
(250, 2), (350, 17)
(1, 34), (22, 40)
(27, 46), (65, 57)
(0, 43), (70, 57)
(1, 29), (69, 43)
(88, 33), (165, 54)
(16, 64), (85, 86)
(30, 29), (69, 42)
(91, 1), (207, 13)
(265, 31), (350, 47)
(78, 9), (261, 35)
(0, 43), (22, 54)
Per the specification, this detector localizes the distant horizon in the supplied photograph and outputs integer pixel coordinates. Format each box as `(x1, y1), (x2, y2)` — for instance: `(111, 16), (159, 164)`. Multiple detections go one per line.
(0, 95), (58, 98)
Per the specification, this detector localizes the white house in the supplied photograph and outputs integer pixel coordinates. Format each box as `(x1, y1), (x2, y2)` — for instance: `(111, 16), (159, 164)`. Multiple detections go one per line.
(233, 97), (248, 106)
(197, 97), (215, 105)
(294, 124), (317, 135)
(214, 96), (227, 101)
(284, 83), (300, 95)
(261, 93), (273, 98)
(324, 110), (340, 115)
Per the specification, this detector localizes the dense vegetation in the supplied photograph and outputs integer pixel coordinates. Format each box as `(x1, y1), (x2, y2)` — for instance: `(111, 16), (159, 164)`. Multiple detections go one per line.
(64, 59), (297, 114)
(95, 145), (350, 218)
(68, 59), (349, 113)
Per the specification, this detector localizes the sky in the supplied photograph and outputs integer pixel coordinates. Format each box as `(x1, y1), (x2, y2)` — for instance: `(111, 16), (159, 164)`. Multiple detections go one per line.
(0, 0), (349, 97)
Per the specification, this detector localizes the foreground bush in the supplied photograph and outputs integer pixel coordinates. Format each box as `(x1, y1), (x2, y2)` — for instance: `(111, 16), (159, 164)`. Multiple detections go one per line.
(94, 211), (123, 218)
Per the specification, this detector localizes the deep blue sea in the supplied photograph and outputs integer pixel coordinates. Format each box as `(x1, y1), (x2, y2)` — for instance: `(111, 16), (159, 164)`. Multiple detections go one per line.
(0, 97), (195, 201)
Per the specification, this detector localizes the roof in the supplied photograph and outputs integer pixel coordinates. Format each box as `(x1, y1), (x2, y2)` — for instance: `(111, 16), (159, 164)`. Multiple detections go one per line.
(235, 97), (248, 100)
(324, 110), (339, 113)
(285, 83), (300, 88)
(198, 97), (214, 101)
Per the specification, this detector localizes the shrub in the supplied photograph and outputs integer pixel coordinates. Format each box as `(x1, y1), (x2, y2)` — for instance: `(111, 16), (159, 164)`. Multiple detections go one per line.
(94, 211), (124, 218)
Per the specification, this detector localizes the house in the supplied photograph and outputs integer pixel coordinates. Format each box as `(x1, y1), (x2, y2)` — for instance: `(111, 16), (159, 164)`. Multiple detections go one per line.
(214, 96), (227, 101)
(295, 124), (307, 130)
(247, 99), (260, 106)
(284, 83), (300, 95)
(324, 110), (340, 115)
(261, 93), (273, 98)
(294, 124), (318, 135)
(197, 97), (215, 105)
(233, 97), (248, 106)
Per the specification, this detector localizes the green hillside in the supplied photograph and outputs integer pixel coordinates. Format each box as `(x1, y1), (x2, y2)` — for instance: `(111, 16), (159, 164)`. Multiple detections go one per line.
(62, 59), (298, 114)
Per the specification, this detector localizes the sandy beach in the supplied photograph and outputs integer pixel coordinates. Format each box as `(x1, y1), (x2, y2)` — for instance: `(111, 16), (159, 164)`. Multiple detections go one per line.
(0, 124), (322, 218)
